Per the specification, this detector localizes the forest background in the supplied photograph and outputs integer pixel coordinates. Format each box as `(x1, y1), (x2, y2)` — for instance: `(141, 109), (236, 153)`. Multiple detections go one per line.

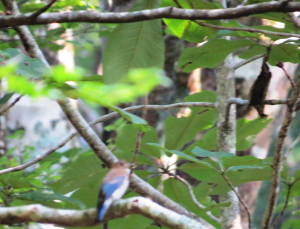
(0, 0), (300, 229)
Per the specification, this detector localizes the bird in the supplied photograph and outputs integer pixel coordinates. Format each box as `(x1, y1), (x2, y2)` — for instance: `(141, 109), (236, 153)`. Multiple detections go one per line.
(95, 160), (131, 223)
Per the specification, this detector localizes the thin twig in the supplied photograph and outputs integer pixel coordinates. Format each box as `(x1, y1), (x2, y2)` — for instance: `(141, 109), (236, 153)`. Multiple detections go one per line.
(173, 0), (183, 8)
(0, 133), (77, 175)
(165, 170), (220, 223)
(0, 95), (22, 115)
(131, 96), (148, 174)
(234, 54), (264, 70)
(194, 20), (300, 39)
(222, 172), (251, 229)
(271, 184), (293, 229)
(29, 0), (57, 20)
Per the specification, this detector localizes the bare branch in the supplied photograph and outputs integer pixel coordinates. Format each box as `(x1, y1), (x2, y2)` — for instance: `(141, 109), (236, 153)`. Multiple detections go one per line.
(29, 0), (57, 20)
(131, 96), (148, 174)
(0, 133), (77, 175)
(195, 20), (300, 39)
(234, 54), (264, 70)
(0, 197), (208, 229)
(1, 1), (300, 28)
(270, 184), (292, 229)
(0, 95), (22, 115)
(174, 174), (221, 223)
(222, 172), (252, 229)
(261, 66), (300, 229)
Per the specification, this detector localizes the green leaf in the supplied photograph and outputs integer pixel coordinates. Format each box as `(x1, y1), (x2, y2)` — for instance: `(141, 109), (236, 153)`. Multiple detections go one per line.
(178, 39), (256, 71)
(14, 54), (48, 79)
(17, 191), (85, 209)
(51, 65), (85, 82)
(268, 44), (300, 66)
(103, 0), (164, 84)
(79, 68), (170, 106)
(115, 124), (160, 160)
(51, 153), (106, 194)
(110, 215), (153, 229)
(0, 92), (14, 108)
(109, 106), (148, 131)
(164, 19), (218, 43)
(238, 45), (266, 59)
(192, 147), (233, 161)
(184, 128), (217, 154)
(184, 117), (272, 154)
(165, 91), (217, 150)
(236, 118), (272, 151)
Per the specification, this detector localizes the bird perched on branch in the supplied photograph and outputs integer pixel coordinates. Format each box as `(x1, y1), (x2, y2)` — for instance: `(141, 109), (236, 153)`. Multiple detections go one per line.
(95, 160), (131, 223)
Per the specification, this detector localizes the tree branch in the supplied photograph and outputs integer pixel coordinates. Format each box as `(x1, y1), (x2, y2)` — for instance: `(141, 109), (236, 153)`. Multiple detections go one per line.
(0, 95), (22, 116)
(194, 20), (300, 39)
(174, 174), (221, 223)
(0, 197), (208, 229)
(233, 54), (264, 70)
(222, 172), (251, 229)
(270, 184), (292, 229)
(261, 66), (300, 229)
(0, 1), (300, 28)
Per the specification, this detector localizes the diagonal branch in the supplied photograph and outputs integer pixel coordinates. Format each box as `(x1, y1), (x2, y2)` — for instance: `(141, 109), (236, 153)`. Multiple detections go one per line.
(261, 63), (300, 229)
(0, 95), (23, 115)
(271, 184), (292, 229)
(0, 1), (300, 28)
(29, 0), (57, 20)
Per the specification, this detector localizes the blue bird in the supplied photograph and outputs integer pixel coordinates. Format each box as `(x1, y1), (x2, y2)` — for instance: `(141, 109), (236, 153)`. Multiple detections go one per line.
(95, 160), (130, 223)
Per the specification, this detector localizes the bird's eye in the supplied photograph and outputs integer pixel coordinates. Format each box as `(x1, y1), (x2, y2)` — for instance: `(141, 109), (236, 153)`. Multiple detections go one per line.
(120, 162), (124, 166)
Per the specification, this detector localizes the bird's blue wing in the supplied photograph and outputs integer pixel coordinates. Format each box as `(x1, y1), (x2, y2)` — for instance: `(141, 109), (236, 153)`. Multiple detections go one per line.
(101, 175), (126, 199)
(96, 175), (127, 222)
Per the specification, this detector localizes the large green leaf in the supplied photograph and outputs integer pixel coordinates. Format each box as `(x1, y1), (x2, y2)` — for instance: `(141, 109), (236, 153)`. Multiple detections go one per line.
(184, 117), (272, 154)
(236, 118), (272, 151)
(103, 0), (164, 84)
(115, 124), (160, 163)
(165, 91), (217, 151)
(51, 153), (106, 194)
(238, 45), (266, 59)
(268, 44), (300, 66)
(178, 39), (256, 71)
(163, 178), (220, 227)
